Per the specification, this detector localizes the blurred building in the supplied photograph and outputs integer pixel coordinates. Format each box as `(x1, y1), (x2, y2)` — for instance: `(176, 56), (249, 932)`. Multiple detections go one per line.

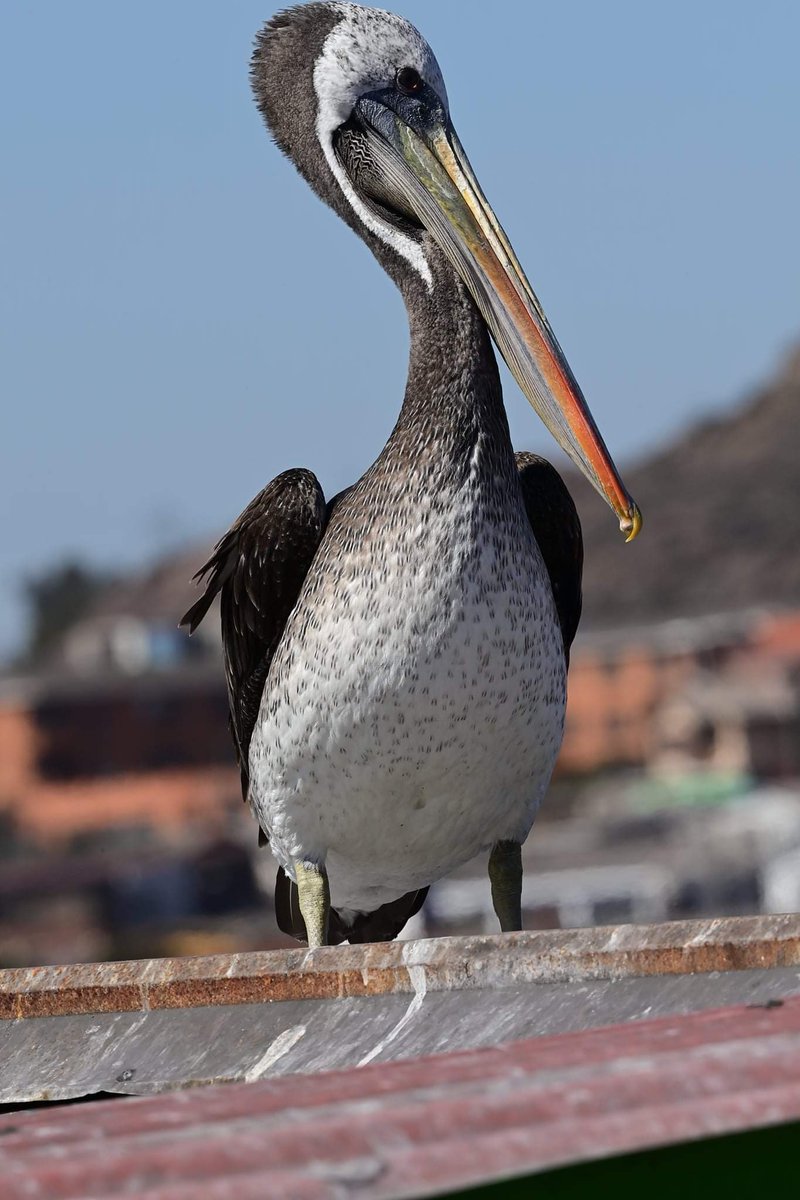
(0, 551), (285, 965)
(0, 545), (233, 847)
(432, 784), (800, 935)
(0, 670), (235, 849)
(561, 609), (800, 778)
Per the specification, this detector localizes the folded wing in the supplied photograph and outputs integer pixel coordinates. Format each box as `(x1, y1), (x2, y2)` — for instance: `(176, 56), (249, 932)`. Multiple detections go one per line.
(516, 452), (583, 665)
(180, 468), (328, 809)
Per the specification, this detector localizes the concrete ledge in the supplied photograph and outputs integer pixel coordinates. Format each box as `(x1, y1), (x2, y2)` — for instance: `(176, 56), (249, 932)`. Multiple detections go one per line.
(3, 915), (800, 1105)
(2, 913), (800, 1019)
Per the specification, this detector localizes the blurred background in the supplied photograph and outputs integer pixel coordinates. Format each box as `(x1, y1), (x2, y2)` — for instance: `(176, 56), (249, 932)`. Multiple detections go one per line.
(2, 1), (799, 966)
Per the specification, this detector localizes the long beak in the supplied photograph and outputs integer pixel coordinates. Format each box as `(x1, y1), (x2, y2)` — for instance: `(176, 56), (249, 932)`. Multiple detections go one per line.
(357, 107), (641, 541)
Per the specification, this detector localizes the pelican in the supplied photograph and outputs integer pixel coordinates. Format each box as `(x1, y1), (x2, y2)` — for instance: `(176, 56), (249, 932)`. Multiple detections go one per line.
(182, 3), (640, 947)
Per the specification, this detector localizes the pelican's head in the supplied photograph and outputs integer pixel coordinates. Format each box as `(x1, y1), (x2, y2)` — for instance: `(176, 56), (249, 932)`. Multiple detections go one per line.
(251, 3), (641, 539)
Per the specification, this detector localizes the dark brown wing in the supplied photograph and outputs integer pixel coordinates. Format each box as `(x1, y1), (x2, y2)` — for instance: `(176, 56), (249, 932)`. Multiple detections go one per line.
(516, 452), (584, 665)
(180, 468), (328, 805)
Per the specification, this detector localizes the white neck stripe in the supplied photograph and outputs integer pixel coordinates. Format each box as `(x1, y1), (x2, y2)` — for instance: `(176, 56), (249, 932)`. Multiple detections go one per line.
(312, 7), (440, 290)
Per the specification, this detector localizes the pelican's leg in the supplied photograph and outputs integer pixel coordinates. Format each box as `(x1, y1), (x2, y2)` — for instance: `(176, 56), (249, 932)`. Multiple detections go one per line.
(488, 841), (523, 932)
(294, 860), (330, 948)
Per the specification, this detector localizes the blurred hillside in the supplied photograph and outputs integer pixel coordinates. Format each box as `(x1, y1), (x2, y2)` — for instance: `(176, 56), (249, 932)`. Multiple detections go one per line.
(573, 344), (800, 629)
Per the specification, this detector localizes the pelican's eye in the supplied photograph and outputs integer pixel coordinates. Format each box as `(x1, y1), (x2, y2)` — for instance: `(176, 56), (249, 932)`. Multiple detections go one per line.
(395, 66), (423, 96)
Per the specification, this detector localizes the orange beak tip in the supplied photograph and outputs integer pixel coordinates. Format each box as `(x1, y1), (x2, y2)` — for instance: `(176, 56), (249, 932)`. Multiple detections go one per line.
(620, 501), (643, 543)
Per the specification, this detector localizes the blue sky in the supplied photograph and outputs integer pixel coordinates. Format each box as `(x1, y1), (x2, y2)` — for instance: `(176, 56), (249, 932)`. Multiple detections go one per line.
(2, 1), (799, 658)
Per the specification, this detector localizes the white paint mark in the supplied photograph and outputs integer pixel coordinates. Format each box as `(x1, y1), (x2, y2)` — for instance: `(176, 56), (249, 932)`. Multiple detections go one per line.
(358, 963), (427, 1066)
(686, 918), (722, 947)
(244, 1024), (307, 1082)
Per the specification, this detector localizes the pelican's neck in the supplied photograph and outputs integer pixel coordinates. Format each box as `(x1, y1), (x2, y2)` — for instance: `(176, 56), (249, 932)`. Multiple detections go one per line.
(385, 247), (514, 478)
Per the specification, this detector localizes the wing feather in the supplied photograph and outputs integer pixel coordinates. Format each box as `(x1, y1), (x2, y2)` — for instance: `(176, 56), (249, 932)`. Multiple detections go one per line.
(516, 452), (583, 664)
(181, 468), (328, 798)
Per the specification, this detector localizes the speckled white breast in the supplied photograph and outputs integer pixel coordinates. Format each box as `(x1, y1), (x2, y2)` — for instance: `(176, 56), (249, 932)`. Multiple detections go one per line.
(249, 469), (565, 913)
